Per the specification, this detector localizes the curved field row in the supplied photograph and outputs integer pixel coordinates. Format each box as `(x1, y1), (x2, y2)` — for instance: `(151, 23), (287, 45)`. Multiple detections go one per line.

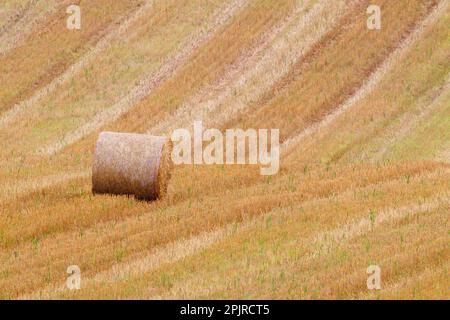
(368, 74), (450, 162)
(0, 0), (300, 181)
(0, 0), (155, 129)
(0, 0), (252, 167)
(282, 0), (449, 153)
(0, 0), (143, 117)
(147, 0), (350, 135)
(37, 0), (302, 157)
(39, 0), (250, 156)
(237, 0), (443, 143)
(0, 0), (63, 56)
(284, 0), (449, 165)
(1, 162), (447, 297)
(34, 173), (449, 299)
(140, 199), (448, 300)
(22, 194), (449, 299)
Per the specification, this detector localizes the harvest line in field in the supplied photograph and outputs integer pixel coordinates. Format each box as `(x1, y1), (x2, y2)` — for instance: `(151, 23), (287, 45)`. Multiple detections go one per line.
(0, 0), (159, 129)
(37, 0), (249, 156)
(149, 0), (350, 135)
(2, 0), (449, 300)
(281, 0), (449, 153)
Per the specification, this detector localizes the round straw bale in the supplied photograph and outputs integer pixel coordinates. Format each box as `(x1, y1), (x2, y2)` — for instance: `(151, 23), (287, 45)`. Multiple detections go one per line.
(92, 132), (173, 200)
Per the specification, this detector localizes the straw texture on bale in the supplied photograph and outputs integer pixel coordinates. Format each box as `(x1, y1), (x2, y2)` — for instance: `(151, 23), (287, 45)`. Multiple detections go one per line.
(92, 132), (173, 200)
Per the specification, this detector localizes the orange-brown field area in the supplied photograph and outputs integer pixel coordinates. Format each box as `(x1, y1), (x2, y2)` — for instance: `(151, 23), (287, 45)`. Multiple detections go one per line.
(0, 0), (449, 299)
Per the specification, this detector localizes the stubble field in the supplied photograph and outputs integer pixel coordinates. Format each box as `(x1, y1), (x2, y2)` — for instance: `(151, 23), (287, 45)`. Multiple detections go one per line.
(0, 0), (449, 299)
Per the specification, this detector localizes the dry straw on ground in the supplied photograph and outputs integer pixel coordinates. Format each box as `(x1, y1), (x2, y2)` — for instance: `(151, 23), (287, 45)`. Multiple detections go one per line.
(92, 132), (173, 200)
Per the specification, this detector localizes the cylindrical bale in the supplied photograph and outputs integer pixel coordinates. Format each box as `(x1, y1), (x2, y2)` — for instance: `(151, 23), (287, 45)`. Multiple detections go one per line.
(92, 132), (173, 200)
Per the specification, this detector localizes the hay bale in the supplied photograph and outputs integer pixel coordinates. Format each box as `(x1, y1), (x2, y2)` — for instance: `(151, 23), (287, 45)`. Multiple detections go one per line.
(92, 132), (173, 200)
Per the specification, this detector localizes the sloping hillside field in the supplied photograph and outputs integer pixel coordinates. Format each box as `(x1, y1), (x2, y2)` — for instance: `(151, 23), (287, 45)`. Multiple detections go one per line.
(0, 0), (449, 300)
